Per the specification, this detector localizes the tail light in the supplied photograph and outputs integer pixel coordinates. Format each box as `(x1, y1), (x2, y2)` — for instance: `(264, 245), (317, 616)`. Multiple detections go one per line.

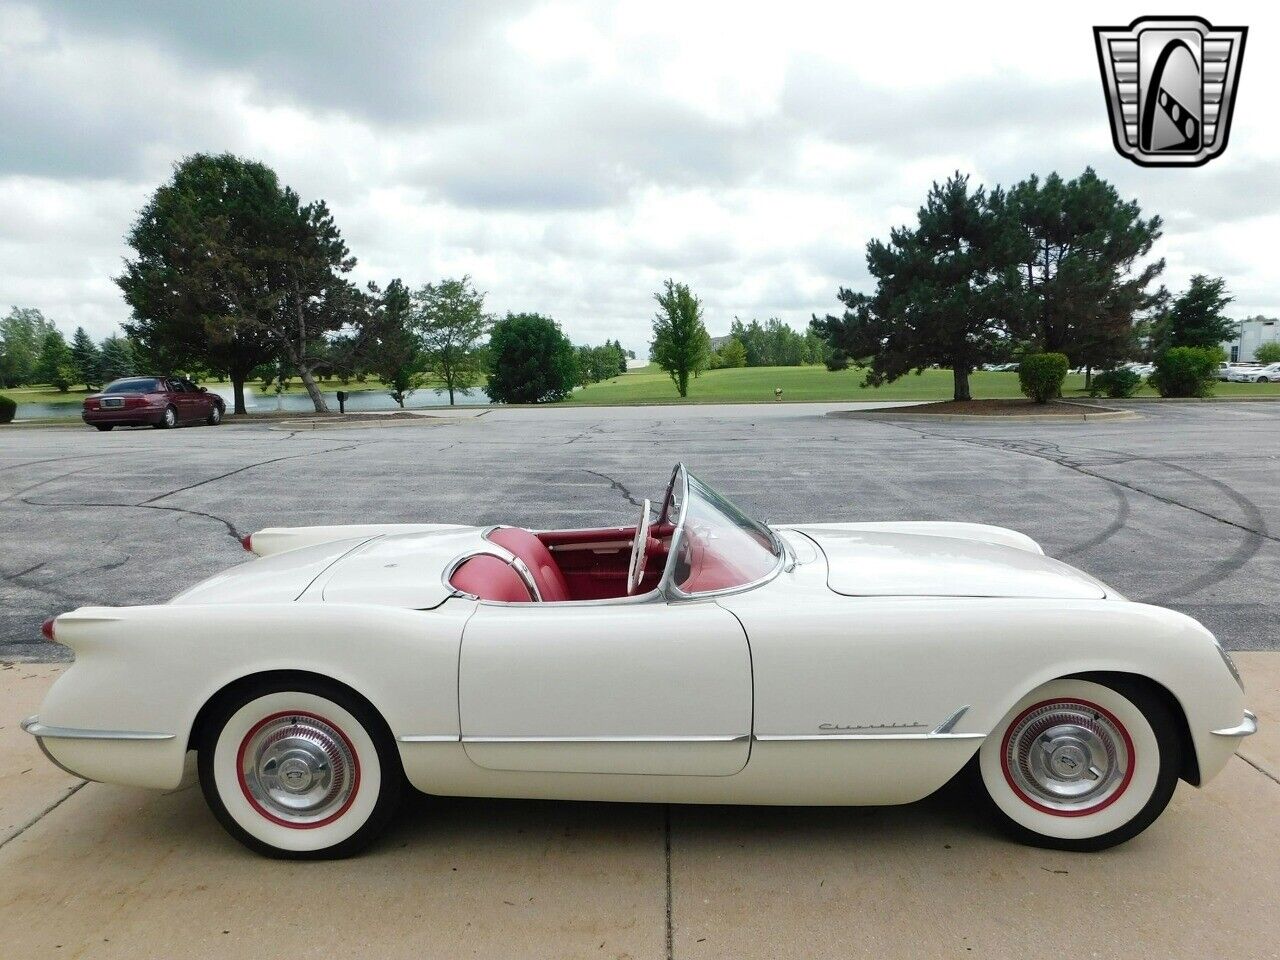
(40, 617), (56, 642)
(240, 533), (254, 552)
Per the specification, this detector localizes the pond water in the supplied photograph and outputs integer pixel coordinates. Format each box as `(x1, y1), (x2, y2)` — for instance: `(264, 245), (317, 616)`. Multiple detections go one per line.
(16, 384), (492, 420)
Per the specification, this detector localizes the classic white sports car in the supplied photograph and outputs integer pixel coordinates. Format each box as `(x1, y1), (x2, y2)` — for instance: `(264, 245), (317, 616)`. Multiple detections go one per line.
(24, 465), (1255, 859)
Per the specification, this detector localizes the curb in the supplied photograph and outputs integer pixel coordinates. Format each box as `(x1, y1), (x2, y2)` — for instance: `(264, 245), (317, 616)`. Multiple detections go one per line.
(827, 401), (1139, 424)
(266, 415), (456, 431)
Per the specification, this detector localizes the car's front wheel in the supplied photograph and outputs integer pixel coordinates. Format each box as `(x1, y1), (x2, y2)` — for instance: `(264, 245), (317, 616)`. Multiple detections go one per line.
(197, 677), (403, 859)
(94, 424), (113, 432)
(207, 403), (223, 425)
(977, 676), (1180, 851)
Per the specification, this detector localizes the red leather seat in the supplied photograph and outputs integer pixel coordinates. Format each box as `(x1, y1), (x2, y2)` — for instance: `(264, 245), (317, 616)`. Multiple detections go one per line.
(488, 527), (571, 602)
(449, 555), (533, 602)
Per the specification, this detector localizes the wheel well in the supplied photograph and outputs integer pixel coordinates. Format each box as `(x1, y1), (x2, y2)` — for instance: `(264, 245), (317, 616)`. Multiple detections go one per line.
(1070, 670), (1201, 786)
(187, 670), (392, 752)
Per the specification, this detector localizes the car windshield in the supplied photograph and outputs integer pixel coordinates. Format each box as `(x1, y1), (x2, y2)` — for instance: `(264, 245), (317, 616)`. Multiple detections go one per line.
(103, 378), (159, 394)
(666, 468), (782, 596)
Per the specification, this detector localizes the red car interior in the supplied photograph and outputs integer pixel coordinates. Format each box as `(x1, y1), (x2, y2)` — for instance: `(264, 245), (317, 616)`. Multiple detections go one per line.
(449, 555), (533, 603)
(448, 526), (665, 603)
(487, 527), (571, 601)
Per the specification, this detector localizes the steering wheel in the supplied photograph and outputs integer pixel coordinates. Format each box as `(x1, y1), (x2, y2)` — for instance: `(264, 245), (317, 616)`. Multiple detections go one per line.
(626, 498), (652, 595)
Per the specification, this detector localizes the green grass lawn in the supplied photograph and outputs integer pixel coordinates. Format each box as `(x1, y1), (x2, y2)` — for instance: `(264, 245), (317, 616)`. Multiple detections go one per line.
(566, 364), (1280, 404)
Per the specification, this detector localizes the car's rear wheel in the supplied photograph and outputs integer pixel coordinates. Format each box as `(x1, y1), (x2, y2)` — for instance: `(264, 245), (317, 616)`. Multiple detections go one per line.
(94, 425), (113, 431)
(155, 405), (177, 429)
(207, 404), (223, 425)
(976, 676), (1180, 851)
(1259, 376), (1271, 383)
(197, 677), (402, 859)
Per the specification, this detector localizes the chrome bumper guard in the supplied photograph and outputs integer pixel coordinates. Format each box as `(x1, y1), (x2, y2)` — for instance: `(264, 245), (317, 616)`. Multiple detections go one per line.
(20, 716), (175, 741)
(1211, 709), (1258, 738)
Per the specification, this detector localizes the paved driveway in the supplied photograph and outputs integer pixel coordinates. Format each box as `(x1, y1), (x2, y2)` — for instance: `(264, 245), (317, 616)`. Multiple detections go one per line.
(2, 400), (1277, 657)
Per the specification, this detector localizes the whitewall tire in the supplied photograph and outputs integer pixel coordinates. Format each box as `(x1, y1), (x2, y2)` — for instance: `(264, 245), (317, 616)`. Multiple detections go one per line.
(977, 676), (1180, 851)
(197, 678), (402, 859)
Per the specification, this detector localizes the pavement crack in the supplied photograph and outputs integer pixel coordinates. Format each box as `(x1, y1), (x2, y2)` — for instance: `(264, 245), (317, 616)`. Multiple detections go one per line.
(139, 442), (368, 505)
(1237, 752), (1280, 787)
(584, 469), (643, 508)
(664, 804), (674, 960)
(20, 497), (246, 546)
(0, 780), (87, 851)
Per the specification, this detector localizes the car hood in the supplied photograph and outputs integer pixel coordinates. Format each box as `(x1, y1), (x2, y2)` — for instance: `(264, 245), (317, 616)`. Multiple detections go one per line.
(792, 527), (1109, 600)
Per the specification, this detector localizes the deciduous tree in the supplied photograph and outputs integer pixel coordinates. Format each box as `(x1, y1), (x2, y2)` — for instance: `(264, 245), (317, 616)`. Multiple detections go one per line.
(413, 276), (488, 406)
(117, 154), (279, 415)
(364, 279), (424, 408)
(0, 307), (57, 387)
(650, 280), (710, 397)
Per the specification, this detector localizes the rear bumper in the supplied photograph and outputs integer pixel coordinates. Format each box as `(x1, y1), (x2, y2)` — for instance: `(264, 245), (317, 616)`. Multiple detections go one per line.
(21, 715), (182, 789)
(83, 407), (163, 426)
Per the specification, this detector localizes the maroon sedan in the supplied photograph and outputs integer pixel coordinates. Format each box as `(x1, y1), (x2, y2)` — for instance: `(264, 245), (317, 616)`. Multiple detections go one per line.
(82, 376), (225, 431)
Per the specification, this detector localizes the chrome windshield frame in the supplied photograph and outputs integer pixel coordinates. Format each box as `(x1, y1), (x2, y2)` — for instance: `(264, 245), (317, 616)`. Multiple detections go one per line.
(658, 464), (786, 601)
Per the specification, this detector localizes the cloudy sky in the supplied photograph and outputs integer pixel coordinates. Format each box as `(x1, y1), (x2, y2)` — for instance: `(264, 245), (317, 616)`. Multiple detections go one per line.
(2, 1), (1276, 355)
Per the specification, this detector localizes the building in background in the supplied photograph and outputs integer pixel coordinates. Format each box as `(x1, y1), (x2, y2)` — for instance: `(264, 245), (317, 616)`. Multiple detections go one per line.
(1223, 316), (1280, 361)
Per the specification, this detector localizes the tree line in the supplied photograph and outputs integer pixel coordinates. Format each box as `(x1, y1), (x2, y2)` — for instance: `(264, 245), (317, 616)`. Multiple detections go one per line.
(810, 168), (1238, 400)
(101, 153), (621, 413)
(0, 307), (136, 390)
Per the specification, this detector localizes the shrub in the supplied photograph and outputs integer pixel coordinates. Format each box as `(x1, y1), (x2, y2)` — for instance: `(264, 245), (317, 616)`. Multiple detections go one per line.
(1089, 367), (1142, 399)
(1017, 352), (1069, 403)
(824, 348), (850, 372)
(485, 312), (578, 403)
(1254, 341), (1280, 364)
(1149, 346), (1221, 398)
(0, 394), (14, 424)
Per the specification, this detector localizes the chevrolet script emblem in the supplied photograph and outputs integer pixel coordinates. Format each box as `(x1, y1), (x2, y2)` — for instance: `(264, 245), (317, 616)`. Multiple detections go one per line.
(1094, 16), (1247, 167)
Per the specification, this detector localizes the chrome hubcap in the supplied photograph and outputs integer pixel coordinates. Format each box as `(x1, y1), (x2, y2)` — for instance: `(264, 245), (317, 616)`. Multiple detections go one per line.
(1004, 701), (1130, 813)
(240, 714), (356, 825)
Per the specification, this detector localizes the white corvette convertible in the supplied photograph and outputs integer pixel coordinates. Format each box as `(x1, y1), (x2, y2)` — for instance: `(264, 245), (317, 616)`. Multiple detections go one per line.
(25, 465), (1255, 859)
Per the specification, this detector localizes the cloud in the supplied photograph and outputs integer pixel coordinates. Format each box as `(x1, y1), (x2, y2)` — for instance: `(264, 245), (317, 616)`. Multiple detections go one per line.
(1, 0), (1278, 355)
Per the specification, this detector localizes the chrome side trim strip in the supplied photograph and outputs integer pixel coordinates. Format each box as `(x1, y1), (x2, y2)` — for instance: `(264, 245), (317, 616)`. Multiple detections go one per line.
(21, 716), (175, 741)
(415, 731), (981, 744)
(461, 734), (751, 744)
(931, 705), (970, 735)
(754, 732), (985, 742)
(1211, 709), (1258, 738)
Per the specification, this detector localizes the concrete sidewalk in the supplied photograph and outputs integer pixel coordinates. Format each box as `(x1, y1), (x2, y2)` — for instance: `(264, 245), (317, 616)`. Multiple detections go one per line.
(2, 656), (1277, 960)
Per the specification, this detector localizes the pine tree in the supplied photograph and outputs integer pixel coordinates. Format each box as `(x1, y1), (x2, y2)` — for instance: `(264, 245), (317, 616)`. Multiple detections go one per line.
(70, 326), (102, 388)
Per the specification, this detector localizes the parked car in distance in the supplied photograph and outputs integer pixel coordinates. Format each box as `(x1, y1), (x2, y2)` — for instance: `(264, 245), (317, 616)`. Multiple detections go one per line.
(1227, 363), (1279, 383)
(82, 376), (225, 431)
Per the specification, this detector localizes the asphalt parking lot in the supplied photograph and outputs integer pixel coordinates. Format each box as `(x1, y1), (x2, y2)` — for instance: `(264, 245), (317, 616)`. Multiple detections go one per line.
(2, 401), (1279, 959)
(2, 400), (1278, 658)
